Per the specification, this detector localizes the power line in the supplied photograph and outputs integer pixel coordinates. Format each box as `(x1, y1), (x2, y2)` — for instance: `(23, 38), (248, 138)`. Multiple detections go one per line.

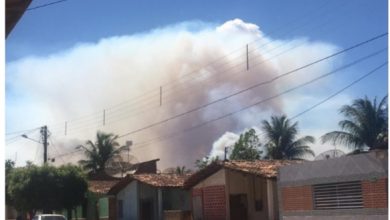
(6, 128), (41, 143)
(45, 30), (388, 137)
(50, 149), (82, 159)
(48, 137), (66, 164)
(116, 34), (387, 138)
(127, 59), (388, 151)
(45, 39), (309, 136)
(59, 40), (307, 135)
(17, 0), (344, 135)
(26, 0), (68, 11)
(291, 62), (388, 120)
(6, 127), (41, 136)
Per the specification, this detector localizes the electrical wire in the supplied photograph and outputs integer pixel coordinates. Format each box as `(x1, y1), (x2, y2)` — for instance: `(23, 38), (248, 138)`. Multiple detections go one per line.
(57, 32), (387, 137)
(121, 57), (388, 151)
(15, 0), (346, 135)
(290, 62), (388, 120)
(26, 0), (68, 11)
(116, 35), (387, 138)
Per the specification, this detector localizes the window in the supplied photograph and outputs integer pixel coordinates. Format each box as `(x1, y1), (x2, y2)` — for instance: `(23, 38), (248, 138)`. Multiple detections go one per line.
(313, 181), (363, 210)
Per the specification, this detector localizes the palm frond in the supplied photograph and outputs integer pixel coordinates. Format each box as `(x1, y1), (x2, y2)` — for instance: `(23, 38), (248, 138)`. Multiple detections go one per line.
(321, 131), (364, 149)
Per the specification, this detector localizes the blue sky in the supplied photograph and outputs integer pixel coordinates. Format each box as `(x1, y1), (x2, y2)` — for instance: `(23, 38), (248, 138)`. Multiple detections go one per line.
(7, 0), (387, 60)
(5, 0), (388, 167)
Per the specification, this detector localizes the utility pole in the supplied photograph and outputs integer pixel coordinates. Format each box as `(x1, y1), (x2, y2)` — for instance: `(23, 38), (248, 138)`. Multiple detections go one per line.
(40, 126), (49, 164)
(224, 147), (228, 161)
(246, 44), (249, 71)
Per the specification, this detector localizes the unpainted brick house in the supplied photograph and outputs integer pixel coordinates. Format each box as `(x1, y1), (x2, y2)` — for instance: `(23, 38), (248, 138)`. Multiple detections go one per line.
(184, 160), (298, 220)
(278, 150), (388, 220)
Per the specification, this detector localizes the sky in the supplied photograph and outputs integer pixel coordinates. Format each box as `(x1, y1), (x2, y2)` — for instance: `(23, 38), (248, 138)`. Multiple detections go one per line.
(5, 0), (388, 169)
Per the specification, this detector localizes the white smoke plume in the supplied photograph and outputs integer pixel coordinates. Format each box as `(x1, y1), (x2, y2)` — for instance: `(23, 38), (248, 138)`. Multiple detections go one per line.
(6, 19), (339, 168)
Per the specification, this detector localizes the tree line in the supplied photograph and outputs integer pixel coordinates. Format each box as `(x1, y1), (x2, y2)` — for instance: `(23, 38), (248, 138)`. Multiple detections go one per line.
(196, 96), (388, 168)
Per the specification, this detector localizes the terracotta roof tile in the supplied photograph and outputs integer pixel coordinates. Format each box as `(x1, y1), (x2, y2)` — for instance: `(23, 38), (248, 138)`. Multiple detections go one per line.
(132, 173), (190, 188)
(88, 180), (120, 194)
(184, 160), (302, 188)
(222, 160), (301, 178)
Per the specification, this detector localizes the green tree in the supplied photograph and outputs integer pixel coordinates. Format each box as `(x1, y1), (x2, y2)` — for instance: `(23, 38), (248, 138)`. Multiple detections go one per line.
(7, 164), (87, 218)
(321, 96), (388, 151)
(78, 131), (127, 173)
(229, 128), (262, 161)
(262, 115), (315, 159)
(57, 165), (88, 220)
(195, 156), (219, 170)
(5, 160), (15, 206)
(8, 165), (60, 217)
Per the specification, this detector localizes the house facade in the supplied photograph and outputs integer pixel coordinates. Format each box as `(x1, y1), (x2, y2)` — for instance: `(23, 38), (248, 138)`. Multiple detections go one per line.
(184, 160), (298, 220)
(278, 150), (388, 220)
(108, 174), (191, 220)
(64, 159), (162, 220)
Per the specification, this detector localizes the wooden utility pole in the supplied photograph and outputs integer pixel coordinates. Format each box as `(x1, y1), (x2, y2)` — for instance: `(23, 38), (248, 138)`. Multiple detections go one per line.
(103, 109), (106, 126)
(224, 147), (228, 161)
(246, 44), (249, 71)
(160, 86), (162, 106)
(41, 126), (48, 164)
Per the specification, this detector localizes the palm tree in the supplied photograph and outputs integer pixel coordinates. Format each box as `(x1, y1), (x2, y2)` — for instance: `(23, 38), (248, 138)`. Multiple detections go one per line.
(321, 96), (388, 151)
(262, 115), (315, 160)
(78, 131), (127, 173)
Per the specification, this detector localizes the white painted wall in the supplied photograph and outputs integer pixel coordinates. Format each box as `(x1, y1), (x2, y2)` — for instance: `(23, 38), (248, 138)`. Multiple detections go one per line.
(226, 170), (270, 220)
(116, 181), (139, 220)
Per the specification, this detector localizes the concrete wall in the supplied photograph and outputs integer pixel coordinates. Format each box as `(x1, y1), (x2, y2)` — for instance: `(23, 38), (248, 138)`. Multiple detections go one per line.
(279, 151), (387, 187)
(163, 210), (191, 220)
(6, 206), (18, 220)
(278, 151), (388, 220)
(117, 181), (139, 220)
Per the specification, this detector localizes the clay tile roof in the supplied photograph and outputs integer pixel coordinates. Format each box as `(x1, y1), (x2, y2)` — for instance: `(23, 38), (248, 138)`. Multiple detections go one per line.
(184, 160), (302, 189)
(222, 160), (301, 178)
(88, 180), (120, 195)
(132, 173), (191, 188)
(108, 173), (191, 195)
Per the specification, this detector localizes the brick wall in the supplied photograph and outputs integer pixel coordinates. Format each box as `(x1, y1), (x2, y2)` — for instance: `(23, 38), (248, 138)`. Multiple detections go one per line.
(108, 197), (116, 220)
(362, 178), (388, 209)
(281, 185), (313, 211)
(193, 185), (226, 220)
(192, 188), (202, 197)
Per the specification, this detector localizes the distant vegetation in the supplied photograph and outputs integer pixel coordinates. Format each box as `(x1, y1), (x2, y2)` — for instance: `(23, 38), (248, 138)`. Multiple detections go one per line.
(194, 95), (388, 168)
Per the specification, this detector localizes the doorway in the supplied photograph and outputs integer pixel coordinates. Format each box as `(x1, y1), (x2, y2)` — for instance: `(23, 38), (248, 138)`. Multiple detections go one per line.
(229, 194), (248, 220)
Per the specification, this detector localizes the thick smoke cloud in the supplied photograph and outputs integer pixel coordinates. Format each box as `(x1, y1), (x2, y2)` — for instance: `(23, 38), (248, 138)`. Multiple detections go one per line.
(6, 19), (338, 168)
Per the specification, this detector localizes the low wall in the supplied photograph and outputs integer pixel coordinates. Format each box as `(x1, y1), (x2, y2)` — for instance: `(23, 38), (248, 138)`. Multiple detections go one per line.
(164, 210), (192, 220)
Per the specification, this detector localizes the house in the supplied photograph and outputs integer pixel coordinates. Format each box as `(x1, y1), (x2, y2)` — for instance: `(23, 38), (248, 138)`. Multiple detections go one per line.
(86, 172), (122, 220)
(62, 158), (161, 220)
(278, 150), (388, 220)
(184, 160), (299, 220)
(108, 173), (191, 220)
